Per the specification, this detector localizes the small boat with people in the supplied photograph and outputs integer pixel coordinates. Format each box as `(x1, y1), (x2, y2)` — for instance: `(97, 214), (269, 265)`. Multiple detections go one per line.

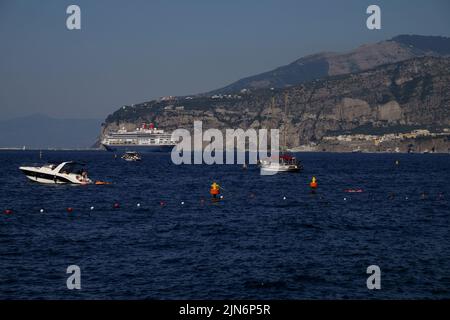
(260, 154), (303, 173)
(121, 151), (142, 161)
(260, 93), (304, 174)
(19, 161), (93, 185)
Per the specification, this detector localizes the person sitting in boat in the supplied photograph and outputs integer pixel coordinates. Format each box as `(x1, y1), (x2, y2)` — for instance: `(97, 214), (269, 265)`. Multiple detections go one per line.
(81, 170), (89, 182)
(210, 182), (220, 199)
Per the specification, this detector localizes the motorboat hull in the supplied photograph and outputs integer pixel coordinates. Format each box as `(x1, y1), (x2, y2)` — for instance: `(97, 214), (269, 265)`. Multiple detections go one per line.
(260, 165), (301, 173)
(20, 164), (92, 185)
(20, 169), (73, 184)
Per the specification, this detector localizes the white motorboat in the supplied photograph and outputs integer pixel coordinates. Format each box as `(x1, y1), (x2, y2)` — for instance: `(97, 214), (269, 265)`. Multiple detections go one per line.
(121, 151), (142, 161)
(260, 154), (302, 174)
(19, 161), (93, 185)
(260, 93), (304, 174)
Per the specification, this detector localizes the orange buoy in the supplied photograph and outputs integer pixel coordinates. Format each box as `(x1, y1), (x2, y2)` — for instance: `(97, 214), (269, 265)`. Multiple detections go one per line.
(210, 182), (220, 198)
(310, 176), (318, 189)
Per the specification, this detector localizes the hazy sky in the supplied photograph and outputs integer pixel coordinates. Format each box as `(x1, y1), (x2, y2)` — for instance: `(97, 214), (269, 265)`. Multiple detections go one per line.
(1, 0), (449, 120)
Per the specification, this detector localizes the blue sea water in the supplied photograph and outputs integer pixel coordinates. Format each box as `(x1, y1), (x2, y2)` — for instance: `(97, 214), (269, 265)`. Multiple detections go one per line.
(0, 150), (449, 299)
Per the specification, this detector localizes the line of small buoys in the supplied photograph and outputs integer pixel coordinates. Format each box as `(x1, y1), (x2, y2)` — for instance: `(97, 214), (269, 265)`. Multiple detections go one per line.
(3, 190), (446, 216)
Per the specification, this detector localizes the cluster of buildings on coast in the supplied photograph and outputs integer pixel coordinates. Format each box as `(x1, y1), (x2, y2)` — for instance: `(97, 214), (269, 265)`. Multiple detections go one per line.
(159, 88), (252, 103)
(315, 128), (450, 153)
(322, 129), (450, 145)
(159, 92), (245, 102)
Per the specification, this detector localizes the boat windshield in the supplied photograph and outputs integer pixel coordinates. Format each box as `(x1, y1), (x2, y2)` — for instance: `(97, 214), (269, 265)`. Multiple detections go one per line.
(58, 162), (86, 175)
(43, 164), (57, 170)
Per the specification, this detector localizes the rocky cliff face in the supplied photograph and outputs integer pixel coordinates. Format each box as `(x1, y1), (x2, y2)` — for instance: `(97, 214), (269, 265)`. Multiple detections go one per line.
(103, 56), (450, 149)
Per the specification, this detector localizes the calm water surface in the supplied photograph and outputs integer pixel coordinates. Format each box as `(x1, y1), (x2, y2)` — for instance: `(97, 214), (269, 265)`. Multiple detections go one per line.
(0, 151), (449, 299)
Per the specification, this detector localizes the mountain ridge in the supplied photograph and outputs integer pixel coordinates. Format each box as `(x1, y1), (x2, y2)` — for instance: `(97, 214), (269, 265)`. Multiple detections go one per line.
(206, 34), (450, 95)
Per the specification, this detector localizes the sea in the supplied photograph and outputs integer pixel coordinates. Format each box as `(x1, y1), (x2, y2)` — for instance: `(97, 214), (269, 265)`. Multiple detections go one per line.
(0, 150), (449, 299)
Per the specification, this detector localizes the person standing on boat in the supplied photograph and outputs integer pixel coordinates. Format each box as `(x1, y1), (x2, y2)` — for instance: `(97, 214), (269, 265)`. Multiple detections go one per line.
(81, 170), (88, 183)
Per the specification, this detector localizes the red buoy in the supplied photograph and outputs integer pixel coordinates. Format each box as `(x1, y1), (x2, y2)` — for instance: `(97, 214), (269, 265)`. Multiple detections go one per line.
(4, 209), (13, 215)
(66, 207), (73, 213)
(113, 202), (120, 209)
(160, 201), (165, 207)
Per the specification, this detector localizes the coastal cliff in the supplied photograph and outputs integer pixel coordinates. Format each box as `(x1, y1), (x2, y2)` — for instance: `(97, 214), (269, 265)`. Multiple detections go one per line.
(102, 56), (450, 152)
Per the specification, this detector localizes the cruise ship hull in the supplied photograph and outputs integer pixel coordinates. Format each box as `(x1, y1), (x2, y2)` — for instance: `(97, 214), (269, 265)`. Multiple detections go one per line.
(102, 144), (175, 153)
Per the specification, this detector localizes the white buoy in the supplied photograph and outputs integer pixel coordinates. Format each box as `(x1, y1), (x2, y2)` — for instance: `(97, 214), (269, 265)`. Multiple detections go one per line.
(181, 201), (184, 205)
(90, 206), (95, 211)
(40, 209), (44, 213)
(220, 195), (224, 199)
(283, 196), (286, 200)
(137, 203), (141, 207)
(344, 198), (347, 201)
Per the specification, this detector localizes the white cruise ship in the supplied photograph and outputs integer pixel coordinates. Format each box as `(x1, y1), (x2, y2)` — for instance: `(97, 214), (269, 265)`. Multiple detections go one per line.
(101, 123), (176, 152)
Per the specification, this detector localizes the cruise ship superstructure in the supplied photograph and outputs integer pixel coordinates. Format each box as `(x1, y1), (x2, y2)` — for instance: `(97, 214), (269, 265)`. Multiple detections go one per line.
(101, 123), (176, 152)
